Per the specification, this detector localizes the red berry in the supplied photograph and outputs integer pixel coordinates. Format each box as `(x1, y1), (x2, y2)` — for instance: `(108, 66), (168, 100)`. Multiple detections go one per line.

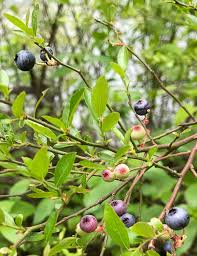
(102, 169), (115, 182)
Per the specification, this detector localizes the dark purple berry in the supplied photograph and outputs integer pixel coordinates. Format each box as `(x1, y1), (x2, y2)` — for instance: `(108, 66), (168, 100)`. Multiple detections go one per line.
(165, 207), (190, 230)
(120, 213), (136, 228)
(79, 215), (97, 233)
(14, 50), (36, 71)
(110, 200), (127, 216)
(40, 46), (53, 62)
(134, 99), (150, 116)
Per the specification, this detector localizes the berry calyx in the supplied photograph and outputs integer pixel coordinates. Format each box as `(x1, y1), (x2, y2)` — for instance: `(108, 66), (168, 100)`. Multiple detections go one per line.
(110, 200), (127, 216)
(131, 125), (146, 141)
(165, 207), (190, 230)
(102, 169), (115, 182)
(120, 213), (136, 228)
(79, 215), (98, 233)
(134, 99), (150, 116)
(114, 164), (130, 180)
(14, 50), (36, 71)
(40, 46), (53, 62)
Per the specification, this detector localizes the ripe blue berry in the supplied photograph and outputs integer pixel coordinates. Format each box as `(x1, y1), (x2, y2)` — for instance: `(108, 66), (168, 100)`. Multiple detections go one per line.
(110, 200), (127, 216)
(163, 240), (173, 254)
(14, 50), (36, 71)
(120, 213), (136, 228)
(165, 207), (190, 230)
(40, 46), (53, 62)
(79, 215), (97, 233)
(134, 99), (150, 116)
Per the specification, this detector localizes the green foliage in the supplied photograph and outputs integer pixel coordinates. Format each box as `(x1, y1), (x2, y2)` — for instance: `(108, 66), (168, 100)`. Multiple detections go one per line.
(0, 0), (196, 255)
(102, 112), (120, 132)
(54, 153), (76, 187)
(91, 76), (109, 117)
(12, 91), (26, 118)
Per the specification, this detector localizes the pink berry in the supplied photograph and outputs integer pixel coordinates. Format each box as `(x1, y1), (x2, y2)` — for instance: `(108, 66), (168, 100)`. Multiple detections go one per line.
(102, 169), (115, 182)
(114, 164), (130, 179)
(79, 215), (98, 233)
(110, 200), (127, 216)
(131, 125), (146, 140)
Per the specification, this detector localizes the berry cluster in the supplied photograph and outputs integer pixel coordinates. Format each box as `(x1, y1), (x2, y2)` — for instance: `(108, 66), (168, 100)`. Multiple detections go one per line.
(102, 164), (130, 182)
(76, 206), (190, 256)
(110, 200), (136, 227)
(14, 47), (54, 71)
(77, 200), (135, 236)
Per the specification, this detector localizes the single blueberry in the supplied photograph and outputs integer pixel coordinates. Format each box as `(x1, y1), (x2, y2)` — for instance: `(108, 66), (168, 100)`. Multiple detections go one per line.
(110, 200), (127, 216)
(163, 240), (173, 254)
(40, 46), (53, 62)
(165, 207), (190, 230)
(79, 215), (97, 233)
(134, 99), (150, 116)
(120, 213), (136, 228)
(14, 50), (36, 71)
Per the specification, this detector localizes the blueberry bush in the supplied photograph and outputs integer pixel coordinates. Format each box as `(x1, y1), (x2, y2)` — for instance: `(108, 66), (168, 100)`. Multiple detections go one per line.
(0, 0), (196, 255)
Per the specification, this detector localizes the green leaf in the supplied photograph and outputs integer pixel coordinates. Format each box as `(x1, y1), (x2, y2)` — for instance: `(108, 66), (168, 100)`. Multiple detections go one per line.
(111, 62), (125, 78)
(32, 4), (39, 36)
(42, 115), (65, 130)
(44, 211), (58, 242)
(33, 199), (55, 224)
(79, 160), (105, 170)
(0, 70), (10, 97)
(122, 248), (143, 256)
(102, 112), (120, 132)
(34, 89), (48, 117)
(84, 88), (98, 123)
(112, 127), (125, 142)
(0, 209), (5, 224)
(9, 179), (30, 196)
(49, 237), (77, 256)
(147, 146), (158, 160)
(114, 145), (130, 161)
(25, 8), (31, 26)
(54, 153), (76, 187)
(12, 91), (26, 118)
(4, 13), (33, 36)
(25, 120), (57, 140)
(146, 250), (160, 256)
(185, 183), (197, 209)
(68, 88), (84, 125)
(175, 104), (196, 125)
(62, 88), (84, 127)
(117, 46), (129, 70)
(91, 76), (108, 117)
(130, 222), (155, 238)
(149, 218), (163, 232)
(28, 147), (50, 181)
(28, 188), (58, 198)
(124, 128), (132, 145)
(104, 204), (130, 249)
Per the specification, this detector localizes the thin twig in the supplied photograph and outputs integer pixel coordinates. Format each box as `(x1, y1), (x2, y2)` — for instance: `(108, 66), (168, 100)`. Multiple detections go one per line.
(159, 142), (197, 220)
